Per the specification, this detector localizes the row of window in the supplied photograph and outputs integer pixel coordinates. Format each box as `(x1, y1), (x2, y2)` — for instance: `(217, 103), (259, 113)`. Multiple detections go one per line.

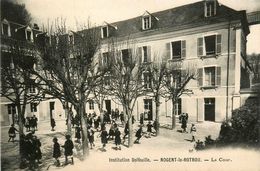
(101, 34), (222, 65)
(7, 103), (37, 114)
(101, 1), (217, 38)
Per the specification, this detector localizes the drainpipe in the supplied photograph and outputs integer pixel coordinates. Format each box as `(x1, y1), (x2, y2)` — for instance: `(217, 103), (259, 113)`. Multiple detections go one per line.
(226, 21), (231, 120)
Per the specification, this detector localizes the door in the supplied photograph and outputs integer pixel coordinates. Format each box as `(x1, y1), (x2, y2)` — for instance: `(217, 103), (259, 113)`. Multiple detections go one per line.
(105, 100), (111, 114)
(50, 102), (55, 119)
(204, 98), (215, 121)
(144, 99), (153, 120)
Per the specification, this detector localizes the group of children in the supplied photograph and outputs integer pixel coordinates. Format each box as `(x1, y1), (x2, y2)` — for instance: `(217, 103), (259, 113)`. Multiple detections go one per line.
(24, 115), (38, 132)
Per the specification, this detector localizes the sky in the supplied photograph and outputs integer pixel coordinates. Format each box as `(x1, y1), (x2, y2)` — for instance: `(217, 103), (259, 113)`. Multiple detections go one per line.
(14, 0), (260, 54)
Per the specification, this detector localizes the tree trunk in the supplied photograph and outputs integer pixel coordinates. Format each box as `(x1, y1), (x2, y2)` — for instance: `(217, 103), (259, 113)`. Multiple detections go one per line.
(126, 107), (133, 147)
(78, 93), (89, 157)
(16, 103), (24, 167)
(155, 96), (160, 136)
(171, 99), (176, 129)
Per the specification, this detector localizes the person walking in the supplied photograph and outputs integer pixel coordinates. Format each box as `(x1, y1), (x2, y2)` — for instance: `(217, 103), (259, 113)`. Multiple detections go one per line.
(32, 115), (38, 131)
(134, 126), (143, 144)
(114, 127), (121, 150)
(190, 123), (197, 142)
(146, 121), (153, 138)
(62, 135), (74, 165)
(100, 127), (108, 151)
(8, 124), (18, 142)
(51, 118), (56, 131)
(52, 137), (61, 166)
(181, 113), (188, 133)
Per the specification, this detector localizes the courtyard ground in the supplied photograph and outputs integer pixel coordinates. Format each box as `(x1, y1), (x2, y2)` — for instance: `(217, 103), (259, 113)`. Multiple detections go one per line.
(1, 118), (259, 171)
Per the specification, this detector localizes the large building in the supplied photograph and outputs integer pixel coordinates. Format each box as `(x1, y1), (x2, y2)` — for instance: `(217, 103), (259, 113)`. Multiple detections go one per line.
(96, 0), (254, 123)
(1, 0), (256, 126)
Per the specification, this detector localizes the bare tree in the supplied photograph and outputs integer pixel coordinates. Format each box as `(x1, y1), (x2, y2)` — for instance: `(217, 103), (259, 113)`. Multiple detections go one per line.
(0, 39), (44, 164)
(145, 55), (167, 135)
(32, 19), (106, 157)
(107, 38), (145, 147)
(163, 61), (196, 129)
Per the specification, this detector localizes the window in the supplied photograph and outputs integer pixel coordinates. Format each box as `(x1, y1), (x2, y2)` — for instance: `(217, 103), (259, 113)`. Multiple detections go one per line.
(143, 72), (152, 89)
(101, 26), (108, 38)
(68, 34), (74, 45)
(26, 30), (32, 41)
(173, 98), (182, 116)
(143, 46), (148, 62)
(167, 70), (182, 88)
(30, 103), (37, 112)
(142, 16), (151, 30)
(121, 49), (130, 65)
(29, 84), (36, 93)
(104, 74), (110, 86)
(2, 23), (10, 36)
(204, 67), (215, 86)
(89, 100), (94, 110)
(7, 104), (16, 115)
(29, 79), (36, 93)
(166, 40), (186, 60)
(197, 35), (221, 57)
(198, 66), (221, 88)
(102, 52), (109, 65)
(205, 1), (216, 17)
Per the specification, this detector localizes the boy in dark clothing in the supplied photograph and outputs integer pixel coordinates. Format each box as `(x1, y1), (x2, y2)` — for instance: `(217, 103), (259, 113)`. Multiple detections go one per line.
(52, 137), (61, 166)
(123, 121), (129, 140)
(62, 135), (74, 165)
(100, 127), (108, 151)
(8, 124), (18, 142)
(147, 121), (153, 138)
(134, 126), (143, 144)
(114, 127), (121, 150)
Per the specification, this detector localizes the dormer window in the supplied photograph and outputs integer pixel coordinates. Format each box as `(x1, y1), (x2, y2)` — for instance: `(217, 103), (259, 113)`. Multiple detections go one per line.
(25, 27), (33, 42)
(101, 26), (108, 38)
(142, 16), (151, 30)
(204, 0), (216, 17)
(68, 33), (74, 45)
(2, 20), (11, 36)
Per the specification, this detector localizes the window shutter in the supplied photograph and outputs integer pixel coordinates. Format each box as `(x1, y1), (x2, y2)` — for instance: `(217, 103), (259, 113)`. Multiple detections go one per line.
(166, 43), (171, 60)
(181, 40), (186, 58)
(147, 46), (151, 62)
(216, 34), (222, 55)
(216, 66), (221, 86)
(197, 37), (203, 56)
(198, 68), (203, 87)
(138, 47), (142, 64)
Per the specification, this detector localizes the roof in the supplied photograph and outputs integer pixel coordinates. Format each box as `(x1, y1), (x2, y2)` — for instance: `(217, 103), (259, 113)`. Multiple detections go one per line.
(95, 0), (249, 39)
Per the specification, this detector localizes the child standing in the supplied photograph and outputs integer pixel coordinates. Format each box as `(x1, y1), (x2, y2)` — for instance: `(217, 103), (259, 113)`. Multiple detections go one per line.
(134, 126), (143, 144)
(52, 137), (61, 166)
(8, 124), (18, 142)
(88, 126), (95, 149)
(114, 127), (121, 150)
(100, 127), (108, 151)
(146, 121), (153, 138)
(62, 135), (74, 165)
(190, 123), (196, 142)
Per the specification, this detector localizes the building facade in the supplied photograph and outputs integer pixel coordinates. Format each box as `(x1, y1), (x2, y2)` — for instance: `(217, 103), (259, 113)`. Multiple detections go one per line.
(1, 0), (255, 126)
(97, 0), (253, 123)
